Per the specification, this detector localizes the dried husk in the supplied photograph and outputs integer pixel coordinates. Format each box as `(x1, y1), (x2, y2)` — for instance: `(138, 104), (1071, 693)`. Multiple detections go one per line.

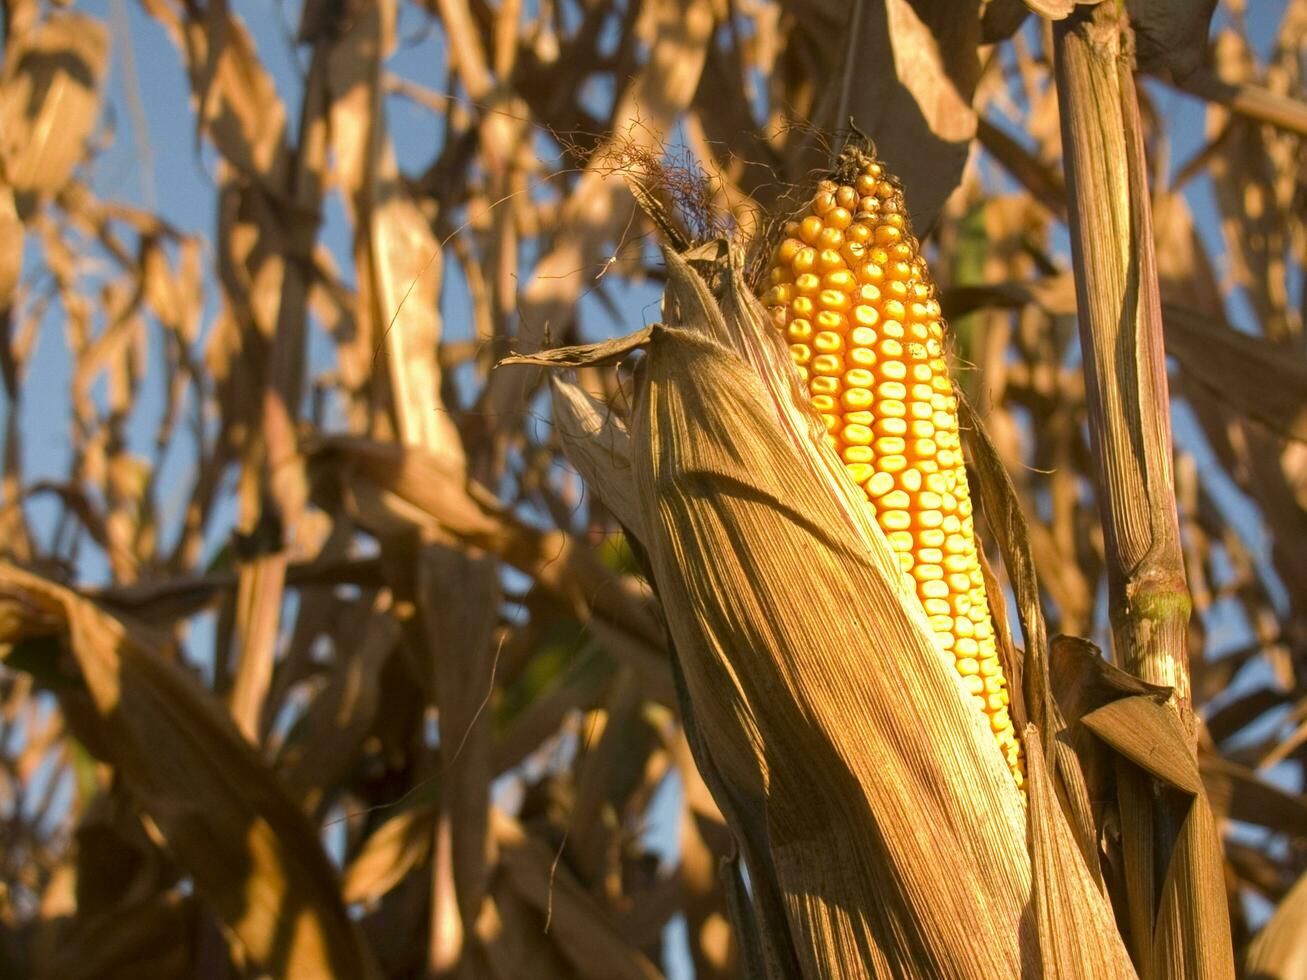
(631, 322), (1032, 977)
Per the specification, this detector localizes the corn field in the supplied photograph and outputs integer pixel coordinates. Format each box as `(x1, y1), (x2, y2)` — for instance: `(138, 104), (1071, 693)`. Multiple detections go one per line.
(0, 0), (1305, 976)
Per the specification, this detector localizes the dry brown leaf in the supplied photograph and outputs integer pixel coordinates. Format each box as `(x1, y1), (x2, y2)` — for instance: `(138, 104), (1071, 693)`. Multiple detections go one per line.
(834, 0), (979, 233)
(1199, 753), (1307, 835)
(1081, 697), (1236, 979)
(549, 376), (646, 544)
(1026, 725), (1138, 978)
(0, 13), (109, 196)
(1244, 868), (1307, 980)
(343, 804), (438, 906)
(492, 809), (665, 980)
(1164, 305), (1307, 446)
(0, 562), (380, 979)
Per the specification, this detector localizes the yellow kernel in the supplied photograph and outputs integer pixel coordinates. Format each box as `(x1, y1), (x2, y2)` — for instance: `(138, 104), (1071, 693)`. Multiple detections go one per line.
(843, 444), (874, 464)
(874, 417), (908, 437)
(792, 246), (818, 275)
(880, 361), (908, 381)
(812, 190), (837, 214)
(836, 185), (859, 209)
(875, 437), (906, 456)
(776, 238), (804, 264)
(881, 510), (911, 531)
(913, 564), (944, 583)
(919, 527), (945, 547)
(845, 367), (875, 389)
(924, 597), (951, 615)
(881, 489), (910, 510)
(814, 331), (844, 354)
(852, 305), (879, 329)
(858, 262), (885, 283)
(786, 319), (814, 343)
(956, 657), (981, 676)
(819, 289), (851, 312)
(848, 347), (876, 368)
(810, 375), (841, 396)
(842, 388), (873, 410)
(849, 327), (878, 349)
(857, 284), (882, 304)
(845, 462), (874, 485)
(815, 310), (846, 334)
(879, 399), (906, 418)
(827, 206), (853, 230)
(766, 284), (792, 306)
(812, 354), (843, 376)
(799, 215), (824, 244)
(824, 269), (856, 291)
(880, 454), (908, 473)
(899, 469), (924, 492)
(866, 472), (895, 498)
(817, 226), (844, 250)
(842, 423), (873, 445)
(811, 394), (837, 413)
(916, 509), (944, 529)
(791, 344), (812, 364)
(917, 547), (944, 565)
(922, 579), (950, 599)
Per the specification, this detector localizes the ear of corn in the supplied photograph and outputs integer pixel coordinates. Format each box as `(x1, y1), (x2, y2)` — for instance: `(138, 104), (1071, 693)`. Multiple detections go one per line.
(763, 145), (1026, 792)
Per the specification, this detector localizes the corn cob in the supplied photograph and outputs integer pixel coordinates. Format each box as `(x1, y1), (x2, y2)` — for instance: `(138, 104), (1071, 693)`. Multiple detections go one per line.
(763, 145), (1025, 791)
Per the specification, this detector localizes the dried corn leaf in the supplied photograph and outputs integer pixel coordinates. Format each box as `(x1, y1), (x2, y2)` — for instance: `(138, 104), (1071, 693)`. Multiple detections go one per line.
(1081, 696), (1236, 979)
(835, 0), (979, 232)
(1164, 305), (1307, 445)
(1244, 868), (1307, 980)
(492, 809), (663, 980)
(0, 13), (108, 195)
(343, 805), (438, 906)
(1026, 725), (1138, 978)
(1199, 753), (1307, 835)
(549, 376), (646, 544)
(0, 562), (379, 979)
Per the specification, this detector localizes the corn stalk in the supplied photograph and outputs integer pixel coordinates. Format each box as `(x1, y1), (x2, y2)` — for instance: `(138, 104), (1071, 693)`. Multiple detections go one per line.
(1053, 5), (1234, 977)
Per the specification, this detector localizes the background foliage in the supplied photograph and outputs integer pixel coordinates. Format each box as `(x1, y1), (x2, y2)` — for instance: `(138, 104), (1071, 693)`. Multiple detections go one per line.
(0, 0), (1303, 976)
